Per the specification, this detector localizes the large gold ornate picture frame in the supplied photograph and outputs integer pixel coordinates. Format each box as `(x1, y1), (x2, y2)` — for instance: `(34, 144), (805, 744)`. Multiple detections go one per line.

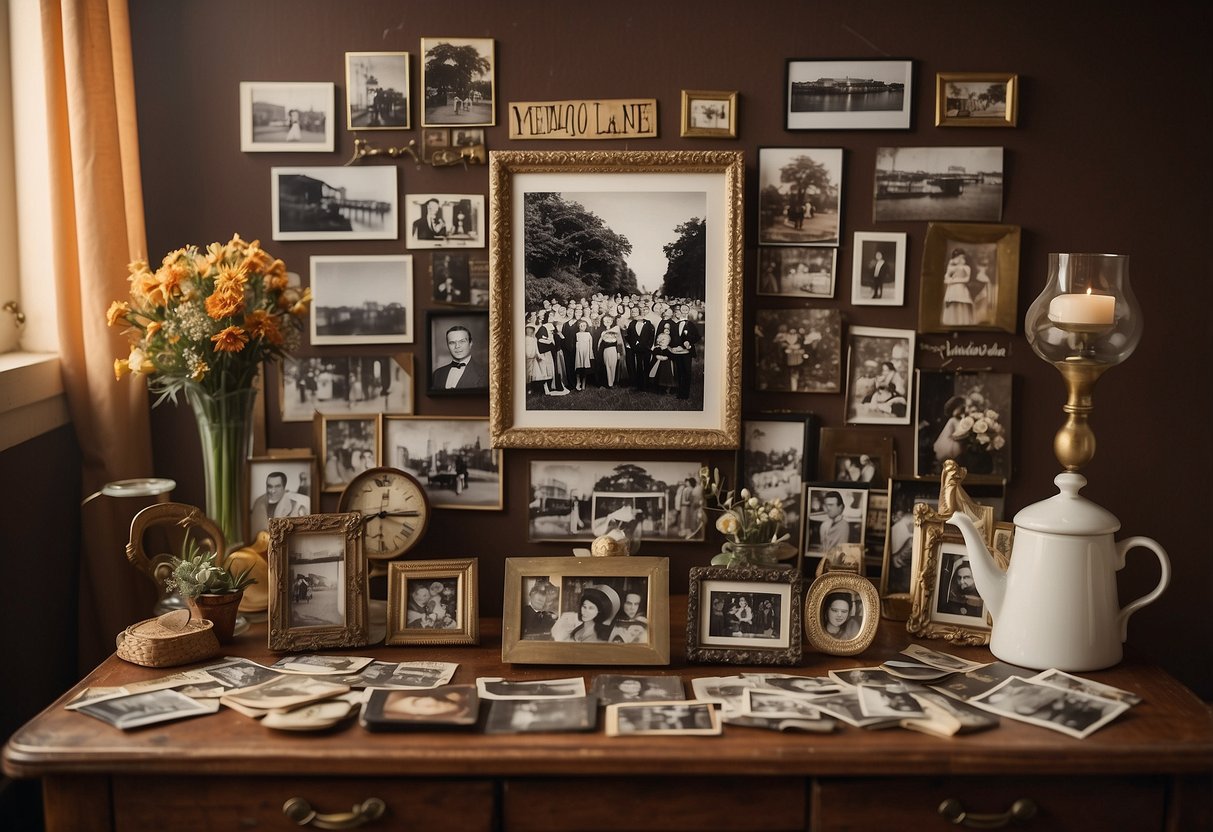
(488, 150), (744, 449)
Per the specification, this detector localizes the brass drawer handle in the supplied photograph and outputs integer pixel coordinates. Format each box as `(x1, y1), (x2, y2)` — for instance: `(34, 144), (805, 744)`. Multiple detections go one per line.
(283, 797), (386, 829)
(938, 797), (1038, 828)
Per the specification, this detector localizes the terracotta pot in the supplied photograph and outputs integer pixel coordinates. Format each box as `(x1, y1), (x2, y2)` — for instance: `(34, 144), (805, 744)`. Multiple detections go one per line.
(187, 591), (244, 643)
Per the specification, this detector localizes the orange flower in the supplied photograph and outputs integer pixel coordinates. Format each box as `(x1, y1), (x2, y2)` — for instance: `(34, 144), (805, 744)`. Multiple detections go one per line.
(145, 320), (163, 339)
(128, 266), (159, 305)
(264, 258), (289, 291)
(289, 286), (312, 316)
(205, 286), (244, 319)
(211, 326), (249, 352)
(106, 300), (131, 327)
(244, 309), (283, 345)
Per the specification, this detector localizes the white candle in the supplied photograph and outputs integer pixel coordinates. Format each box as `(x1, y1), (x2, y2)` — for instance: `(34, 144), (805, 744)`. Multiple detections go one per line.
(1048, 292), (1115, 326)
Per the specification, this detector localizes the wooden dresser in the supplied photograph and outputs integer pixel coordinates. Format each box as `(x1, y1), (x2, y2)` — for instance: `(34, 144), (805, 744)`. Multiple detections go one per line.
(5, 603), (1211, 831)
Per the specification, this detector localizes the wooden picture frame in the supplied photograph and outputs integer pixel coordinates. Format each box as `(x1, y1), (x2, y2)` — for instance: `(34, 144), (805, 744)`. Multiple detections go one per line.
(686, 565), (803, 666)
(240, 82), (335, 153)
(382, 416), (503, 510)
(816, 426), (895, 485)
(502, 556), (670, 665)
(803, 571), (880, 656)
(786, 59), (913, 130)
(385, 558), (479, 646)
(936, 72), (1018, 127)
(488, 150), (744, 449)
(315, 413), (380, 493)
(345, 51), (410, 130)
(420, 37), (495, 127)
(919, 222), (1021, 334)
(680, 90), (737, 138)
(267, 512), (368, 652)
(739, 414), (816, 557)
(425, 309), (490, 395)
(246, 453), (318, 542)
(310, 254), (414, 346)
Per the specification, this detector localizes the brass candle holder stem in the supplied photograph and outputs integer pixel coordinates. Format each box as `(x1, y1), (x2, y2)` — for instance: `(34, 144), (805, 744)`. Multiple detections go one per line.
(1052, 357), (1110, 471)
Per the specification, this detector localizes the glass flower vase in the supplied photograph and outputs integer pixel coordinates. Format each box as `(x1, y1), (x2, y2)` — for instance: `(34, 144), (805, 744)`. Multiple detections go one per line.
(185, 384), (257, 552)
(711, 540), (795, 569)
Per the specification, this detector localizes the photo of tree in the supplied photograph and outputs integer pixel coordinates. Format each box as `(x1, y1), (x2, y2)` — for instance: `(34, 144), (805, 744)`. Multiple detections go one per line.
(422, 37), (495, 126)
(758, 147), (843, 246)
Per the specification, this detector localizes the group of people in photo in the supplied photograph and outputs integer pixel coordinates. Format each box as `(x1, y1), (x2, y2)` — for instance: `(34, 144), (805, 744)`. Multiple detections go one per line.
(708, 593), (779, 638)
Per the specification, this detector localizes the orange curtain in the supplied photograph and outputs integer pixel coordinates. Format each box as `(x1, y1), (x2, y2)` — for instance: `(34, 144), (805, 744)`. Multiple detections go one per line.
(41, 0), (155, 673)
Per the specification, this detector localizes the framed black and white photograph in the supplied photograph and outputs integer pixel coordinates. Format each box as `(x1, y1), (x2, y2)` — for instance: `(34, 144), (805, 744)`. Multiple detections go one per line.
(936, 72), (1018, 128)
(816, 427), (894, 485)
(421, 128), (450, 162)
(385, 558), (478, 646)
(267, 512), (368, 652)
(740, 416), (815, 556)
(345, 51), (410, 130)
(406, 193), (485, 249)
(753, 308), (842, 394)
(239, 82), (334, 152)
(874, 147), (1004, 223)
(453, 127), (486, 147)
(502, 557), (670, 665)
(803, 484), (868, 559)
(757, 247), (836, 298)
(421, 37), (495, 127)
(851, 231), (906, 306)
(680, 89), (737, 138)
(316, 413), (380, 493)
(686, 566), (802, 666)
(803, 571), (880, 656)
(881, 477), (942, 616)
(489, 151), (743, 450)
(786, 59), (912, 130)
(919, 222), (1021, 334)
(527, 459), (706, 543)
(844, 326), (915, 425)
(758, 147), (843, 246)
(431, 251), (471, 304)
(606, 701), (721, 737)
(246, 455), (317, 542)
(426, 309), (489, 395)
(915, 370), (1012, 481)
(280, 354), (414, 422)
(310, 255), (413, 346)
(382, 416), (503, 510)
(271, 166), (397, 241)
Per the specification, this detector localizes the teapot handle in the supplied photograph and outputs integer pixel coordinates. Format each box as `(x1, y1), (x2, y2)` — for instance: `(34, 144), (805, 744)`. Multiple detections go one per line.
(1115, 536), (1171, 642)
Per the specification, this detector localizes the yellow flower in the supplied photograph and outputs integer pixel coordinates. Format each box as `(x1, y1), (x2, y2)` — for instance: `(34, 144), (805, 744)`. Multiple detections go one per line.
(244, 309), (283, 346)
(289, 286), (312, 316)
(145, 320), (162, 339)
(161, 247), (191, 267)
(114, 358), (129, 379)
(126, 258), (149, 275)
(211, 326), (249, 352)
(106, 300), (130, 327)
(265, 258), (289, 291)
(242, 243), (273, 275)
(715, 513), (740, 537)
(124, 346), (154, 377)
(189, 359), (210, 381)
(203, 241), (227, 269)
(205, 281), (245, 319)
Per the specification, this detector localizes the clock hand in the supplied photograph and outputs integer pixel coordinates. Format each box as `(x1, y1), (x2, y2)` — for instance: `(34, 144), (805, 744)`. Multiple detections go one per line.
(360, 510), (422, 521)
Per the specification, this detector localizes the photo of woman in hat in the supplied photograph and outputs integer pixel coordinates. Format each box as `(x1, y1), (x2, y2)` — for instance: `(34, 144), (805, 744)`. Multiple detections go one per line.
(551, 584), (619, 643)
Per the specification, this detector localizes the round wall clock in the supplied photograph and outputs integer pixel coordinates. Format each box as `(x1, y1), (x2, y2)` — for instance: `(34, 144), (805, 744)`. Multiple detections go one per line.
(338, 466), (431, 560)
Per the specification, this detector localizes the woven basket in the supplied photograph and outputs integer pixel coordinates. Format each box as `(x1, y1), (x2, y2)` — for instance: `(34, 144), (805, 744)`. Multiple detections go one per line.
(116, 610), (221, 668)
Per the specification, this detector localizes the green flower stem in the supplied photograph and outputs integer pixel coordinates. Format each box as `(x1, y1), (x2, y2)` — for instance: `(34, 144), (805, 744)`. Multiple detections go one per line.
(186, 384), (256, 552)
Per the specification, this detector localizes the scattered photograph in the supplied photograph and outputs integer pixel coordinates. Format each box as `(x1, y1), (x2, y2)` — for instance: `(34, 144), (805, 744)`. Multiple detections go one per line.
(426, 310), (490, 394)
(844, 326), (915, 425)
(915, 370), (1012, 480)
(740, 417), (811, 551)
(758, 147), (844, 246)
(936, 72), (1017, 127)
(247, 456), (316, 540)
(1027, 669), (1142, 706)
(222, 676), (349, 710)
(345, 52), (410, 129)
(382, 416), (502, 509)
(350, 662), (457, 689)
(406, 193), (485, 249)
(753, 675), (841, 696)
(606, 701), (720, 736)
(78, 689), (218, 730)
(240, 82), (334, 152)
(280, 355), (414, 422)
(803, 691), (896, 728)
(591, 674), (685, 706)
(919, 222), (1021, 333)
(318, 414), (380, 492)
(786, 59), (913, 130)
(431, 251), (471, 304)
(757, 247), (836, 297)
(931, 661), (1028, 701)
(484, 697), (597, 734)
(857, 683), (925, 718)
(900, 643), (988, 673)
(271, 166), (398, 241)
(361, 685), (479, 729)
(803, 485), (868, 558)
(742, 688), (820, 719)
(199, 658), (281, 690)
(269, 655), (374, 675)
(851, 231), (906, 306)
(681, 89), (737, 138)
(421, 37), (495, 127)
(874, 147), (1003, 223)
(475, 677), (587, 700)
(970, 676), (1129, 739)
(828, 667), (905, 689)
(907, 689), (1001, 734)
(753, 308), (842, 393)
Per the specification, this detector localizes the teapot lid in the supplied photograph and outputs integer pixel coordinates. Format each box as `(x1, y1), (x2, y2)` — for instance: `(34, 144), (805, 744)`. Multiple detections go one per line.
(1012, 472), (1121, 535)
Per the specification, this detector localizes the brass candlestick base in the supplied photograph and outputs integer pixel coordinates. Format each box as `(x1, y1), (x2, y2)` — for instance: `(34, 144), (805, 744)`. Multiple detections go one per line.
(1052, 357), (1110, 471)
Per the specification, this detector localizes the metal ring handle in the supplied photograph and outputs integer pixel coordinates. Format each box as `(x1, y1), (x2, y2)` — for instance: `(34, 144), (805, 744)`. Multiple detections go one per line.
(939, 797), (1038, 828)
(283, 797), (386, 829)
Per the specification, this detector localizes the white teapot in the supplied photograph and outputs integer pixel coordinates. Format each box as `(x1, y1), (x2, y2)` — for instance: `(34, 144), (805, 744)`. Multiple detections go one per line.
(947, 472), (1169, 671)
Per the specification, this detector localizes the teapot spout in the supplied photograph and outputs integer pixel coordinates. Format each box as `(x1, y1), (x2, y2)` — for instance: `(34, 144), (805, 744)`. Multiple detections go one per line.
(945, 513), (1006, 622)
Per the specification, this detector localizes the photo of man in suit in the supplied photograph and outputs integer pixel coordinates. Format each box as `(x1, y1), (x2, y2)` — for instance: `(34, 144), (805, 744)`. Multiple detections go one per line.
(624, 313), (655, 389)
(432, 324), (487, 391)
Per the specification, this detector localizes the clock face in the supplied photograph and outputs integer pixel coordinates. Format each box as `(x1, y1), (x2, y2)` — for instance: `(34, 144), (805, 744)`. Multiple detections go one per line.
(338, 467), (430, 560)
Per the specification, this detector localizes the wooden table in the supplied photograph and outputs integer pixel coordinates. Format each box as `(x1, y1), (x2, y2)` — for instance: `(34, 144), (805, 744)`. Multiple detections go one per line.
(6, 602), (1211, 831)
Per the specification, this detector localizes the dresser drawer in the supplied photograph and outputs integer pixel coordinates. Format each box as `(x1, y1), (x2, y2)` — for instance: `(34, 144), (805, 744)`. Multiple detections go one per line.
(811, 775), (1167, 832)
(113, 776), (495, 831)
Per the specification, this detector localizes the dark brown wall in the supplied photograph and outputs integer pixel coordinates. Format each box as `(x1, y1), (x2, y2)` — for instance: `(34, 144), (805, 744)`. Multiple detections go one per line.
(128, 1), (1212, 696)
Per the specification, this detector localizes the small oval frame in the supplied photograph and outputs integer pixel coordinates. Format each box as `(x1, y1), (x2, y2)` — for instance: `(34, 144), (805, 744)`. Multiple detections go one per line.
(804, 572), (880, 656)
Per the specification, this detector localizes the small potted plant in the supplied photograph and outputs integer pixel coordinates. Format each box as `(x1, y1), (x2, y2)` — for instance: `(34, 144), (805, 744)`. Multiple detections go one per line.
(164, 537), (257, 643)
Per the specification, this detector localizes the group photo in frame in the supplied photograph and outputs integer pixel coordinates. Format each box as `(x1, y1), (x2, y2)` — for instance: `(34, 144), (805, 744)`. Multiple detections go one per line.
(426, 309), (490, 394)
(382, 416), (502, 510)
(246, 454), (317, 540)
(406, 193), (486, 249)
(753, 308), (842, 394)
(501, 557), (670, 665)
(240, 81), (334, 153)
(851, 231), (906, 306)
(420, 37), (496, 127)
(873, 147), (1004, 223)
(915, 370), (1012, 481)
(527, 459), (706, 543)
(804, 571), (880, 656)
(267, 512), (368, 652)
(316, 413), (380, 493)
(919, 222), (1021, 333)
(844, 326), (916, 425)
(757, 147), (843, 246)
(786, 59), (913, 131)
(680, 89), (738, 138)
(279, 354), (414, 422)
(310, 255), (413, 346)
(757, 247), (836, 298)
(816, 426), (895, 485)
(936, 72), (1018, 127)
(385, 558), (478, 646)
(802, 484), (869, 562)
(739, 415), (815, 557)
(271, 166), (398, 241)
(488, 150), (744, 449)
(686, 566), (802, 666)
(345, 51), (410, 129)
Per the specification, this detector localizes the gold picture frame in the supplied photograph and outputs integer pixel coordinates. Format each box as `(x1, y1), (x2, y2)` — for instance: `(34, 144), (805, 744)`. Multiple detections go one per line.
(919, 222), (1021, 334)
(267, 512), (368, 652)
(502, 556), (670, 665)
(680, 90), (738, 138)
(487, 150), (745, 449)
(385, 558), (479, 646)
(935, 72), (1018, 128)
(803, 571), (880, 657)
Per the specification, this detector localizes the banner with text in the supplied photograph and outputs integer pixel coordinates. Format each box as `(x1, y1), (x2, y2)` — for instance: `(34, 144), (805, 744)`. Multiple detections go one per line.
(508, 98), (658, 140)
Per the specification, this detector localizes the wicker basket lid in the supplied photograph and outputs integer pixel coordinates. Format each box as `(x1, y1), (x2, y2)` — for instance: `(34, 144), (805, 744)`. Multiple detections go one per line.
(116, 609), (221, 668)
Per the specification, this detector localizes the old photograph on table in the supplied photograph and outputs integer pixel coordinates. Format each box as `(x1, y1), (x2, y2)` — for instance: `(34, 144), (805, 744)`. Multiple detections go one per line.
(740, 416), (814, 555)
(310, 255), (413, 345)
(606, 701), (721, 736)
(803, 485), (868, 559)
(246, 455), (317, 540)
(240, 82), (334, 152)
(345, 51), (410, 130)
(786, 59), (912, 130)
(267, 512), (367, 651)
(915, 370), (1012, 481)
(406, 193), (485, 249)
(844, 326), (915, 425)
(316, 414), (380, 492)
(742, 688), (821, 719)
(476, 677), (586, 700)
(970, 676), (1129, 739)
(687, 566), (802, 665)
(489, 151), (743, 450)
(280, 354), (414, 422)
(753, 308), (842, 393)
(77, 689), (218, 730)
(851, 231), (906, 306)
(758, 147), (843, 246)
(757, 247), (836, 298)
(382, 416), (502, 510)
(591, 674), (685, 706)
(874, 147), (1003, 223)
(426, 310), (490, 395)
(816, 427), (894, 485)
(919, 222), (1021, 334)
(362, 686), (479, 728)
(420, 37), (495, 127)
(431, 251), (472, 304)
(485, 697), (597, 734)
(271, 166), (397, 241)
(502, 557), (670, 665)
(386, 558), (478, 646)
(528, 459), (705, 543)
(936, 72), (1018, 128)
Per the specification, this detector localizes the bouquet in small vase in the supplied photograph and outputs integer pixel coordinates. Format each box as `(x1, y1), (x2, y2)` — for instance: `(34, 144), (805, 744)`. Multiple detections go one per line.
(699, 467), (794, 568)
